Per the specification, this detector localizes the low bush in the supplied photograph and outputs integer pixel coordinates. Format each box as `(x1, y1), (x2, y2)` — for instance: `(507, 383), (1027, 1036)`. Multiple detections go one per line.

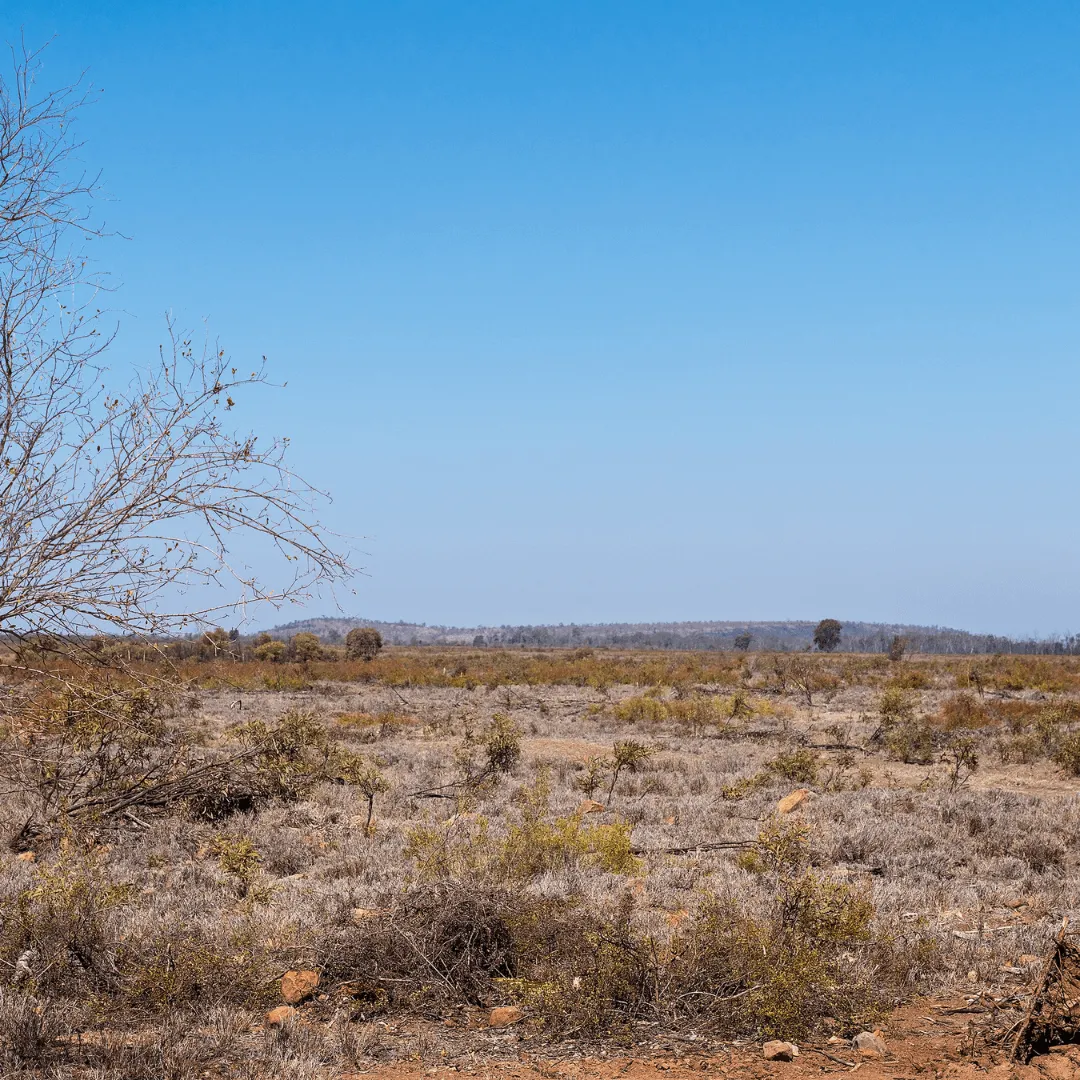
(1053, 732), (1080, 776)
(405, 773), (641, 882)
(934, 693), (991, 730)
(722, 750), (818, 800)
(0, 844), (135, 996)
(884, 718), (935, 764)
(331, 814), (935, 1042)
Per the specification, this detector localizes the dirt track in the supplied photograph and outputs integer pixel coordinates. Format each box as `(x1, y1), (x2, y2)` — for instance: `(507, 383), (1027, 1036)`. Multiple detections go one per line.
(340, 998), (1080, 1079)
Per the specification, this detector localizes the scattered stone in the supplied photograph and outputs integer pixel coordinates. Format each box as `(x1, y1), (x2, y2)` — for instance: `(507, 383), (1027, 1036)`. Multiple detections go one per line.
(762, 1040), (798, 1061)
(12, 948), (35, 987)
(577, 800), (606, 815)
(776, 789), (810, 815)
(15, 851), (35, 862)
(265, 1006), (297, 1027)
(1006, 898), (1030, 909)
(488, 1006), (524, 1028)
(281, 969), (319, 1004)
(852, 1030), (887, 1058)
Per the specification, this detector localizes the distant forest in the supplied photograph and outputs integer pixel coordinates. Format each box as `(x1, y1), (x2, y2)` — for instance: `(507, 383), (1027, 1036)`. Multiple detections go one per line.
(263, 617), (1080, 655)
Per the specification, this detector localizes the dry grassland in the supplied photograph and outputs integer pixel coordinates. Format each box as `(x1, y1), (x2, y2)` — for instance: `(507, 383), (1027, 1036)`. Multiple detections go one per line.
(0, 648), (1078, 1077)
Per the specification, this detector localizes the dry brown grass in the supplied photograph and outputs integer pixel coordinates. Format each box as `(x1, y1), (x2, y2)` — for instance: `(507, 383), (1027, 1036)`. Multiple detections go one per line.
(0, 648), (1076, 1075)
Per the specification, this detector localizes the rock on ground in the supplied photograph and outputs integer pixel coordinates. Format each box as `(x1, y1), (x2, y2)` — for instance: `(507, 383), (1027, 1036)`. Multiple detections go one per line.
(488, 1006), (525, 1028)
(852, 1030), (887, 1058)
(776, 789), (810, 814)
(281, 969), (320, 1004)
(265, 1006), (297, 1028)
(762, 1040), (799, 1061)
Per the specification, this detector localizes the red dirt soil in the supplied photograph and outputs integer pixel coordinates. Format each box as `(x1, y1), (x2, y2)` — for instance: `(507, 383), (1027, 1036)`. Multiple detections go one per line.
(340, 1000), (1080, 1080)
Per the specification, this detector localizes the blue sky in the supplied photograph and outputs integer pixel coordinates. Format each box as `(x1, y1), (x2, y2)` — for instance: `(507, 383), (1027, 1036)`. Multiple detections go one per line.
(6, 2), (1080, 635)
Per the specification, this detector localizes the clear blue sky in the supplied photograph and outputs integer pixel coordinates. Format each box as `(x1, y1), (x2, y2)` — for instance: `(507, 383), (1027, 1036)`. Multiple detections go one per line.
(7, 2), (1080, 636)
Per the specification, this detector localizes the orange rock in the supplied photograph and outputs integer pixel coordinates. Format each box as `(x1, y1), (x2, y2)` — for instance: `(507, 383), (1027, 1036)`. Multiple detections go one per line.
(488, 1006), (524, 1028)
(776, 789), (810, 814)
(265, 1005), (297, 1027)
(762, 1040), (798, 1061)
(15, 851), (35, 863)
(281, 969), (319, 1004)
(577, 799), (606, 815)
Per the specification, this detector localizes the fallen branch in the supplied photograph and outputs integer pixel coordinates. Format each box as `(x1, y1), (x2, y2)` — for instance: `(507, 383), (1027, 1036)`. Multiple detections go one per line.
(803, 1046), (858, 1068)
(1010, 918), (1073, 1063)
(631, 840), (756, 855)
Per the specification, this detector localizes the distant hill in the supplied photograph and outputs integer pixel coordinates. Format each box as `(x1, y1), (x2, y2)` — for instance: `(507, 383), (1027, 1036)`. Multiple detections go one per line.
(260, 616), (1077, 655)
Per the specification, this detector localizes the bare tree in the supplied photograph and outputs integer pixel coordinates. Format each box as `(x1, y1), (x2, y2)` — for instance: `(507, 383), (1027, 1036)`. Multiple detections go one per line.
(0, 43), (352, 651)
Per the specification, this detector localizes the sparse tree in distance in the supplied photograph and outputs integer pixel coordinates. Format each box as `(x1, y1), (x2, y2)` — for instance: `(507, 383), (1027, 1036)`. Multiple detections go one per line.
(813, 619), (843, 652)
(733, 632), (753, 652)
(199, 627), (231, 660)
(290, 632), (323, 663)
(253, 638), (286, 662)
(888, 634), (907, 662)
(346, 626), (383, 662)
(0, 44), (352, 662)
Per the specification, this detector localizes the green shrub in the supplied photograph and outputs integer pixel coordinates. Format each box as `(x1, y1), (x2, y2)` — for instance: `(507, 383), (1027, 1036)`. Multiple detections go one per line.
(406, 773), (641, 882)
(289, 632), (323, 663)
(736, 816), (810, 876)
(765, 749), (819, 784)
(209, 836), (264, 898)
(878, 686), (915, 725)
(118, 920), (276, 1011)
(253, 639), (286, 662)
(614, 695), (667, 725)
(0, 845), (135, 997)
(888, 667), (931, 690)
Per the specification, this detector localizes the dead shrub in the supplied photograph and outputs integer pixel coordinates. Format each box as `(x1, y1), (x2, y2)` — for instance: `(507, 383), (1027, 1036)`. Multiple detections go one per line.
(116, 919), (278, 1012)
(934, 693), (991, 730)
(884, 718), (935, 764)
(0, 989), (67, 1071)
(887, 667), (931, 690)
(1014, 836), (1067, 875)
(322, 882), (516, 1007)
(1053, 732), (1080, 776)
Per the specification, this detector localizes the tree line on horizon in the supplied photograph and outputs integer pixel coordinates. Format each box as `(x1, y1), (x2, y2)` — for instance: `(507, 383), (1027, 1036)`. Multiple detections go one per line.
(260, 616), (1080, 656)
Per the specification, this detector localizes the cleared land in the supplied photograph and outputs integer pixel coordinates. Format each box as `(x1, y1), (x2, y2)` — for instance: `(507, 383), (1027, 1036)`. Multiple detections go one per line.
(0, 647), (1078, 1077)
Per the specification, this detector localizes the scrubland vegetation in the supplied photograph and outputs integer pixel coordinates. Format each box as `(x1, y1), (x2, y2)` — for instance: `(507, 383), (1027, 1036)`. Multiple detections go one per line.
(0, 645), (1077, 1076)
(1, 38), (1076, 1079)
